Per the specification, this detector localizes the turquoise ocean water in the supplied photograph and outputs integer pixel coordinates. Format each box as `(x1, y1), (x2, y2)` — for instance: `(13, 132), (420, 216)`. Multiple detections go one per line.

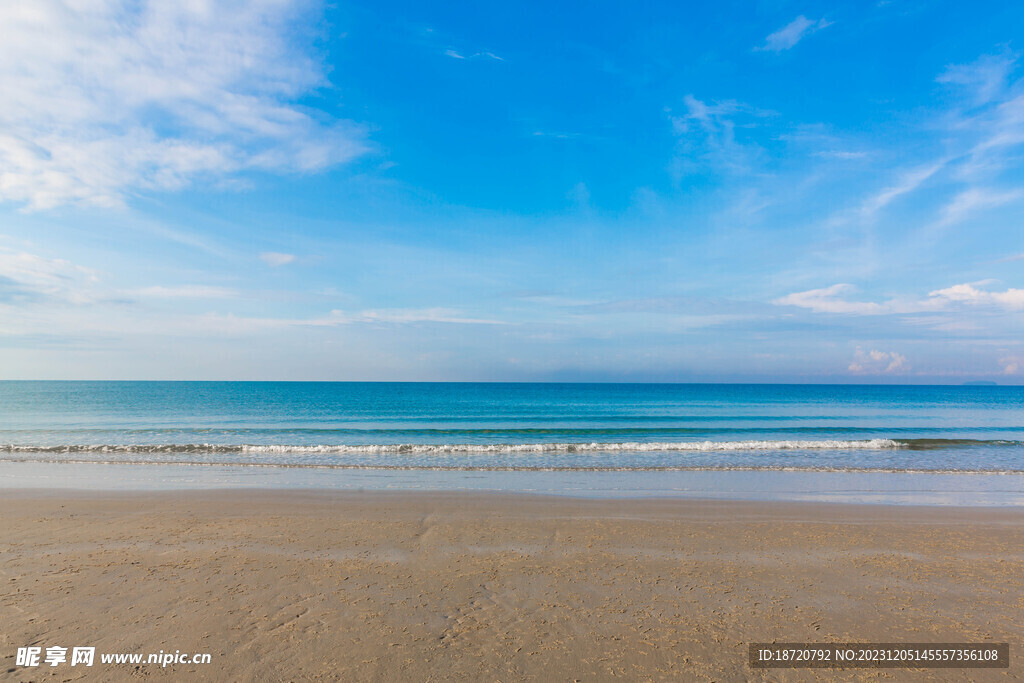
(1, 382), (1022, 474)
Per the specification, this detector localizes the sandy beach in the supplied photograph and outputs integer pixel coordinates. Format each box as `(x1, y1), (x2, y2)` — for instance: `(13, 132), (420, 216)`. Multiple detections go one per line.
(2, 490), (1021, 680)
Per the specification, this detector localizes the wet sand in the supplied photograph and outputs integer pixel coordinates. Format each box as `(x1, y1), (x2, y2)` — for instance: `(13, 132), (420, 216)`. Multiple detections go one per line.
(2, 490), (1021, 680)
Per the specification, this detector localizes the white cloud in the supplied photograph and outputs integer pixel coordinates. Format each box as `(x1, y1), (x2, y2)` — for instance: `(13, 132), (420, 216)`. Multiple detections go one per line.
(1001, 356), (1021, 375)
(928, 283), (1024, 308)
(0, 0), (368, 210)
(775, 282), (1024, 314)
(445, 49), (465, 59)
(934, 187), (1022, 227)
(260, 251), (297, 266)
(848, 347), (907, 374)
(774, 284), (888, 314)
(756, 16), (832, 52)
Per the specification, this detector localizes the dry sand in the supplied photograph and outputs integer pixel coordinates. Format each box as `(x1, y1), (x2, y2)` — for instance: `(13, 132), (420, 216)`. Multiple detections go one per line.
(1, 490), (1021, 681)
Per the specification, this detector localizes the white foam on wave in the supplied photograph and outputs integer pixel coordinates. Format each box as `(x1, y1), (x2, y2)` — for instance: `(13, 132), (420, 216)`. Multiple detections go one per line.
(0, 456), (1018, 475)
(1, 438), (903, 455)
(236, 438), (904, 453)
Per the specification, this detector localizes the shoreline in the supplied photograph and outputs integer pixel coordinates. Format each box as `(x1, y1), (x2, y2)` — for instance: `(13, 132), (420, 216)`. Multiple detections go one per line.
(3, 490), (1021, 680)
(6, 485), (1024, 513)
(3, 460), (1023, 506)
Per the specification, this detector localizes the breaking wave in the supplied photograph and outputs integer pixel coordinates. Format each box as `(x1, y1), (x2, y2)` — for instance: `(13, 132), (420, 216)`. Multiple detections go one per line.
(1, 439), (903, 455)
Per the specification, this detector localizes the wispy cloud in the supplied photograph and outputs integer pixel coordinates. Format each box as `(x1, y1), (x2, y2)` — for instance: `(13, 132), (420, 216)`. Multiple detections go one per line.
(775, 282), (1024, 314)
(815, 150), (869, 160)
(668, 95), (774, 176)
(0, 246), (506, 345)
(260, 252), (297, 267)
(0, 246), (244, 307)
(933, 187), (1022, 227)
(938, 51), (1017, 106)
(0, 247), (98, 304)
(160, 308), (508, 335)
(292, 308), (506, 326)
(133, 286), (238, 299)
(530, 130), (582, 140)
(445, 48), (503, 61)
(756, 16), (832, 52)
(944, 54), (1024, 186)
(0, 0), (368, 210)
(846, 51), (1024, 234)
(859, 160), (949, 218)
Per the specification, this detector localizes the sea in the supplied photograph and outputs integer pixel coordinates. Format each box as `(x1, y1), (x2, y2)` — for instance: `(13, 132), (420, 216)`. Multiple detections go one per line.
(2, 382), (1023, 503)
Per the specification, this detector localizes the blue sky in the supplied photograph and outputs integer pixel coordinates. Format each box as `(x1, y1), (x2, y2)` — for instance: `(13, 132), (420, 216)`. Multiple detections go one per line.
(1, 0), (1023, 382)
